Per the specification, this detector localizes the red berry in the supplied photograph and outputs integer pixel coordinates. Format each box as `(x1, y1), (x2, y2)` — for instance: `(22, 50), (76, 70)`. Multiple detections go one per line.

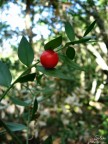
(40, 50), (59, 69)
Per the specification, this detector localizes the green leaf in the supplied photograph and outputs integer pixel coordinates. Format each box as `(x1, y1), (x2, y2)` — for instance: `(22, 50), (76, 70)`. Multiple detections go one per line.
(65, 22), (75, 41)
(36, 66), (74, 80)
(83, 20), (96, 37)
(59, 54), (85, 71)
(66, 47), (75, 60)
(16, 73), (36, 83)
(5, 122), (26, 132)
(0, 120), (22, 144)
(10, 97), (30, 107)
(43, 136), (52, 144)
(36, 74), (43, 84)
(18, 36), (34, 67)
(31, 98), (38, 121)
(0, 61), (12, 87)
(66, 36), (93, 46)
(44, 36), (62, 50)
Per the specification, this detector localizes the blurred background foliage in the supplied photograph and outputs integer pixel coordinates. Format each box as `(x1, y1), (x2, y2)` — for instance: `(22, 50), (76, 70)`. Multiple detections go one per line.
(0, 0), (108, 143)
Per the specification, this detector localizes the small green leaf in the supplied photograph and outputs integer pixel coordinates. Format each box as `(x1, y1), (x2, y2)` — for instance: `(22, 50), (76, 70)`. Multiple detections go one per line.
(0, 61), (12, 87)
(83, 20), (96, 37)
(31, 98), (38, 121)
(66, 36), (93, 46)
(10, 97), (30, 107)
(5, 122), (27, 132)
(36, 74), (43, 84)
(59, 54), (85, 71)
(65, 22), (75, 41)
(36, 66), (73, 80)
(66, 47), (75, 60)
(0, 119), (22, 144)
(18, 36), (34, 67)
(44, 36), (62, 50)
(16, 73), (36, 83)
(43, 136), (52, 144)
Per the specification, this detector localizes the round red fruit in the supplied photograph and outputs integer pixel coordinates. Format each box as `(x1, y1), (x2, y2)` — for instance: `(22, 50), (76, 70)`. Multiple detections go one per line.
(40, 50), (59, 69)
